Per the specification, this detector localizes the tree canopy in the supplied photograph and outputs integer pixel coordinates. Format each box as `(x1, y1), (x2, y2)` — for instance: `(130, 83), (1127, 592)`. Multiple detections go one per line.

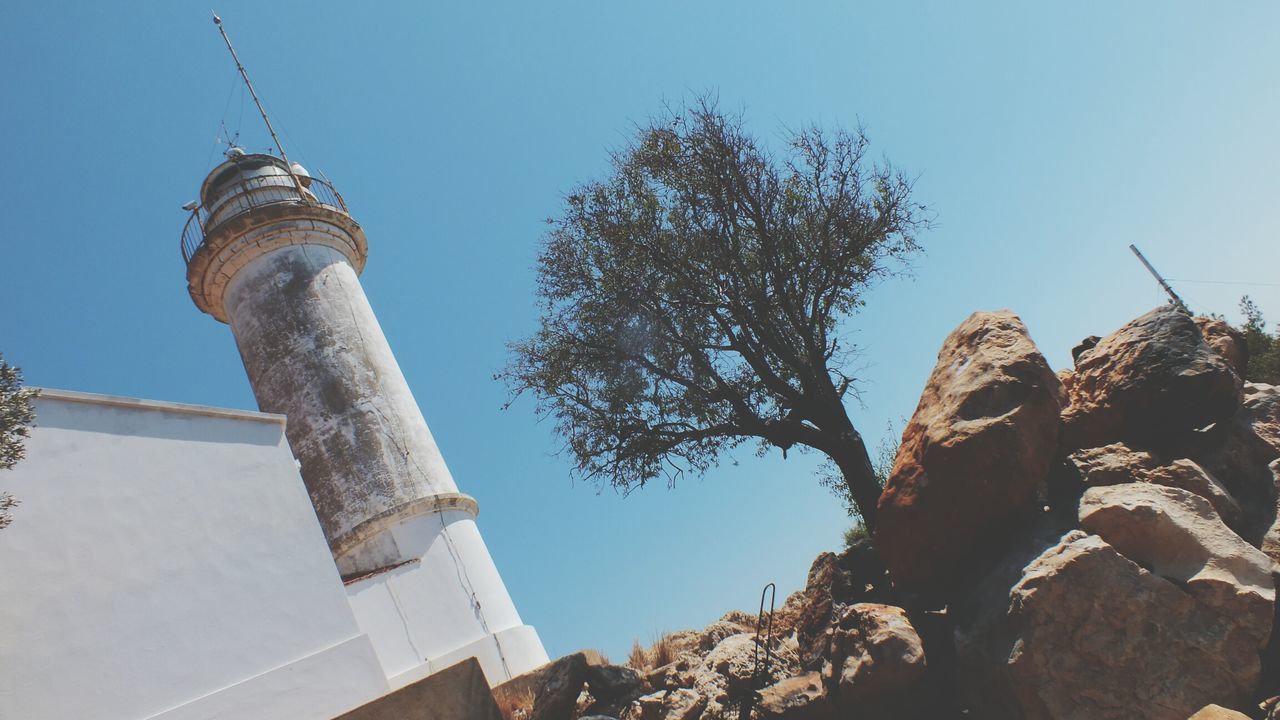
(1239, 296), (1280, 385)
(501, 99), (927, 527)
(1, 354), (36, 529)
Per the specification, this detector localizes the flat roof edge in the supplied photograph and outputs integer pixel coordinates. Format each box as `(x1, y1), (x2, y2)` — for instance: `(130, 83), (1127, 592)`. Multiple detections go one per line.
(32, 388), (286, 426)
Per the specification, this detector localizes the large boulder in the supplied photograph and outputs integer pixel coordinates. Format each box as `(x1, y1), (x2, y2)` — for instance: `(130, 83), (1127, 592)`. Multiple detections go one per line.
(1068, 443), (1242, 527)
(961, 530), (1270, 719)
(876, 311), (1065, 591)
(1062, 306), (1242, 450)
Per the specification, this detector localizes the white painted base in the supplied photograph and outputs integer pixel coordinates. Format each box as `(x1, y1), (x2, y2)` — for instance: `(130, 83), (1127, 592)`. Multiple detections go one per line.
(389, 625), (548, 691)
(345, 510), (550, 687)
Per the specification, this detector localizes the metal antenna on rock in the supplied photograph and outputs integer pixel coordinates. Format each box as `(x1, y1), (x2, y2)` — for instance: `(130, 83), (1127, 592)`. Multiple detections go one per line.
(211, 11), (309, 202)
(1129, 244), (1191, 315)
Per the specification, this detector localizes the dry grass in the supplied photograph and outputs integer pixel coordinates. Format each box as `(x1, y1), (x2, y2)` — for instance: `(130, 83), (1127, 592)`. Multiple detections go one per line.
(649, 631), (676, 669)
(497, 685), (536, 720)
(624, 631), (676, 671)
(627, 638), (647, 670)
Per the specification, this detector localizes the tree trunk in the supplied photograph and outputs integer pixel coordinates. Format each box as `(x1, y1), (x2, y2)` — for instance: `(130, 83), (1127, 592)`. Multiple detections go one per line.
(828, 430), (883, 530)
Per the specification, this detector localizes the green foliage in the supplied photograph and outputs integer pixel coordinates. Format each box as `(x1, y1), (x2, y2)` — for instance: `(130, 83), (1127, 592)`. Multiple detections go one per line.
(838, 419), (900, 549)
(842, 521), (869, 549)
(500, 97), (927, 525)
(1239, 296), (1280, 385)
(0, 353), (37, 529)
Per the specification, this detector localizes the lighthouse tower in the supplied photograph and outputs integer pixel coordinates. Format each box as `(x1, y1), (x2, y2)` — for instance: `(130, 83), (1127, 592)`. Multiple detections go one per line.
(179, 152), (548, 686)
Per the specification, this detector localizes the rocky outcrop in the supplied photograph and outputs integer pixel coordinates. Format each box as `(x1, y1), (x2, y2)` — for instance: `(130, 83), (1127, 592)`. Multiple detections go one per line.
(1062, 306), (1242, 450)
(877, 311), (1065, 591)
(585, 305), (1280, 720)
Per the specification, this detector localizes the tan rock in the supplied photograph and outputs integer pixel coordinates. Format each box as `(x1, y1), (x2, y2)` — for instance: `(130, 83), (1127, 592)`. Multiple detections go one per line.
(1063, 306), (1241, 450)
(1188, 705), (1252, 720)
(1069, 443), (1242, 527)
(1195, 316), (1248, 377)
(876, 310), (1065, 590)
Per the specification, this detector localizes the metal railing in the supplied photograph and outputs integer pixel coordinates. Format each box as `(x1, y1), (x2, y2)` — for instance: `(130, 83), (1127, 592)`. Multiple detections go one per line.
(180, 175), (349, 265)
(738, 582), (777, 720)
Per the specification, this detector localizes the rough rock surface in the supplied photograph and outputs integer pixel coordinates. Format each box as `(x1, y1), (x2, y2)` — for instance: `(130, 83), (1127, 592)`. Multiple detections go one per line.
(877, 310), (1065, 590)
(1062, 306), (1242, 450)
(756, 672), (827, 719)
(1069, 443), (1242, 527)
(983, 531), (1265, 719)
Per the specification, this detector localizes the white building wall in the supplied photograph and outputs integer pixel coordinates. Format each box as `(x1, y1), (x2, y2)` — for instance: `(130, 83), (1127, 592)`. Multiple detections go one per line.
(0, 390), (390, 720)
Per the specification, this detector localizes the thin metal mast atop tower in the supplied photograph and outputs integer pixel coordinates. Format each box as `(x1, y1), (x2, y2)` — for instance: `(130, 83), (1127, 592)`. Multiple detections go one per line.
(211, 11), (309, 201)
(1129, 244), (1191, 315)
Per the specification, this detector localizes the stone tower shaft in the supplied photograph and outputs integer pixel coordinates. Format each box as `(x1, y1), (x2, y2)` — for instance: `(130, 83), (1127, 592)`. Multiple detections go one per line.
(183, 154), (466, 573)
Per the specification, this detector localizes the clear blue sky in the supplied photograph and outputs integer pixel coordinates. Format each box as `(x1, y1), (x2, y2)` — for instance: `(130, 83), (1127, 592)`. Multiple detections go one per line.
(2, 2), (1278, 662)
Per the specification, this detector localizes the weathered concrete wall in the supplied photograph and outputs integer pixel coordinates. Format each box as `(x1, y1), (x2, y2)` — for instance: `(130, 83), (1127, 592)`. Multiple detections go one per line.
(0, 390), (389, 720)
(223, 243), (459, 570)
(336, 658), (502, 720)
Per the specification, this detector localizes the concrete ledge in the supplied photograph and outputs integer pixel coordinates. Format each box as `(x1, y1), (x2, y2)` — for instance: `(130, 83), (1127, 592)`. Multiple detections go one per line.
(33, 388), (284, 425)
(336, 657), (501, 720)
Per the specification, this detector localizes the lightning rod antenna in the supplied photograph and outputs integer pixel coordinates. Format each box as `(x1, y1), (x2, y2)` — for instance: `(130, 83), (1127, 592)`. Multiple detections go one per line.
(211, 11), (309, 201)
(1129, 244), (1191, 315)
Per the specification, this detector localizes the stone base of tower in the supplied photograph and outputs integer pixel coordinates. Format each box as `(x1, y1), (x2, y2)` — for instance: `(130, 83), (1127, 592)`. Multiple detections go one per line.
(343, 509), (550, 687)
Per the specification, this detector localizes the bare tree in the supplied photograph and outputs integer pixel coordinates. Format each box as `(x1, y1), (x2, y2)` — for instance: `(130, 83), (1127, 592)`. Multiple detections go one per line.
(501, 98), (927, 527)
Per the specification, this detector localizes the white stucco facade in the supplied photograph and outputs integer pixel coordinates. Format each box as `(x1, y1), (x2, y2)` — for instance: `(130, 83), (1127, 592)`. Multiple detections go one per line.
(0, 389), (547, 719)
(0, 390), (390, 720)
